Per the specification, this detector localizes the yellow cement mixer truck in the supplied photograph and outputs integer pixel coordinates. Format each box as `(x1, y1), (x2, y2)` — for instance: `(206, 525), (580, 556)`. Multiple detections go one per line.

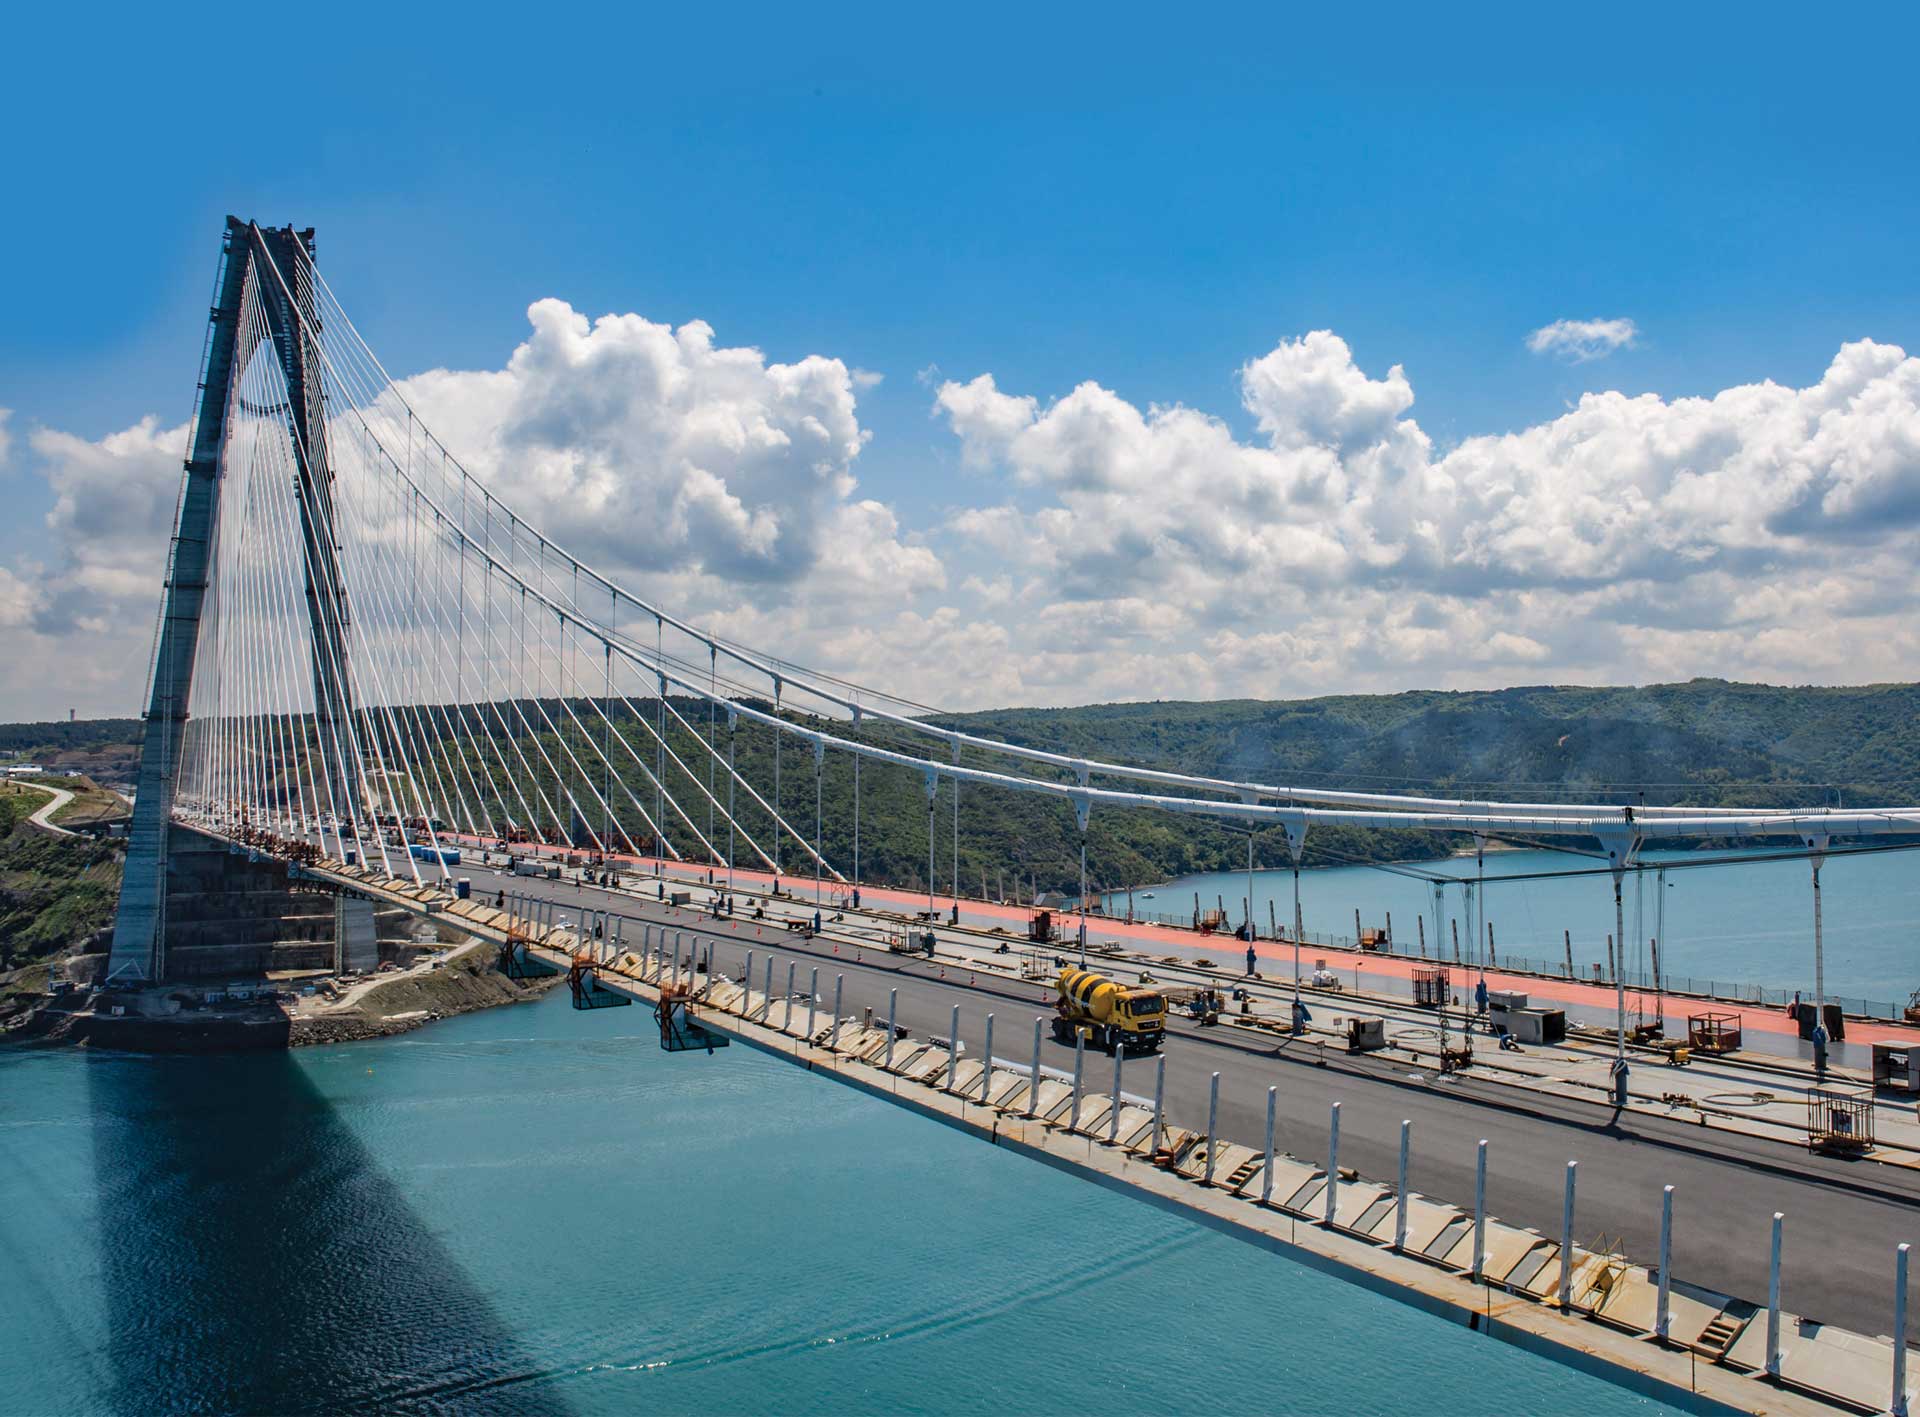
(1053, 967), (1167, 1054)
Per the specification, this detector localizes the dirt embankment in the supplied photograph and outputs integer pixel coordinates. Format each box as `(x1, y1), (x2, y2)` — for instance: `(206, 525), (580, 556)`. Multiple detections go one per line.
(288, 943), (562, 1047)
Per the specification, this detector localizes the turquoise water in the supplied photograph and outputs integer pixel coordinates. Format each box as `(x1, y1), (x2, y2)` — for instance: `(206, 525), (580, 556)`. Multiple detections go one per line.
(1106, 847), (1920, 1007)
(1, 989), (1684, 1416)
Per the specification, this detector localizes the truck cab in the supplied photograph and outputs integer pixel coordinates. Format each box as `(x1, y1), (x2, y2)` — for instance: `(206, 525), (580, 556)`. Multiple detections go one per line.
(1054, 967), (1166, 1054)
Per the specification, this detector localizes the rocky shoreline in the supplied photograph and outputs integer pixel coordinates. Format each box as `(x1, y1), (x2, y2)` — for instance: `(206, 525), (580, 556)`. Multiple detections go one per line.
(288, 950), (564, 1047)
(3, 941), (564, 1053)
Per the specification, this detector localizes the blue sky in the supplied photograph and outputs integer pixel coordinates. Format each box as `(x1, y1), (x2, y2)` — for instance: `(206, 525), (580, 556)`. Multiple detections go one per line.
(4, 4), (1920, 717)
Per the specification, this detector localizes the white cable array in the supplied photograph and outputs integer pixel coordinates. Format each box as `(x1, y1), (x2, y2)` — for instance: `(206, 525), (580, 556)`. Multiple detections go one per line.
(172, 224), (1920, 904)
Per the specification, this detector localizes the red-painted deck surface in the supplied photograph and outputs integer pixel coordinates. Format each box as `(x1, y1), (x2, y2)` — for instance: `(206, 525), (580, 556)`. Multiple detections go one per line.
(441, 831), (1920, 1046)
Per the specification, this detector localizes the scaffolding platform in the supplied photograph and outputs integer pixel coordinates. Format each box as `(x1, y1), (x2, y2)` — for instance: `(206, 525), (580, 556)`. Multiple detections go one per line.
(655, 984), (730, 1053)
(568, 955), (632, 1010)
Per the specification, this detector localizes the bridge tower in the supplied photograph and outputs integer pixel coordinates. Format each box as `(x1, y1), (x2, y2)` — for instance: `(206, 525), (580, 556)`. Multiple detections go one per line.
(107, 218), (355, 985)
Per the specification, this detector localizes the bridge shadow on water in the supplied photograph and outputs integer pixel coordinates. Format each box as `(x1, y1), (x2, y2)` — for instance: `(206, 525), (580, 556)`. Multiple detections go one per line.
(86, 1048), (572, 1417)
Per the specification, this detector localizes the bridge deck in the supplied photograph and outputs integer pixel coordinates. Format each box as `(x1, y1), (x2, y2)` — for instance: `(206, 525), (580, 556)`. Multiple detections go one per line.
(331, 852), (1920, 1353)
(449, 835), (1918, 1049)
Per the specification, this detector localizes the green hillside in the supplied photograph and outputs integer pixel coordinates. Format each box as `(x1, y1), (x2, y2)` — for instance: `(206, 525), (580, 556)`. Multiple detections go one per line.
(0, 789), (122, 1007)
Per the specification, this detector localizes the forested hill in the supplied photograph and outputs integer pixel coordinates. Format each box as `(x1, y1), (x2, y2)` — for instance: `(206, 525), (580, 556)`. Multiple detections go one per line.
(941, 680), (1920, 811)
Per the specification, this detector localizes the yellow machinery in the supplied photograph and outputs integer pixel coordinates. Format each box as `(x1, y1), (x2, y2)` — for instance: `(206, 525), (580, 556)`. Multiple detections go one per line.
(1054, 967), (1166, 1054)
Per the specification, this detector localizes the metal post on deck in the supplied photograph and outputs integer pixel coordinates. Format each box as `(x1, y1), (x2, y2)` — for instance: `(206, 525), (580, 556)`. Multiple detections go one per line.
(1108, 1048), (1123, 1143)
(806, 966), (819, 1038)
(1204, 1072), (1220, 1185)
(1069, 1034), (1085, 1130)
(1246, 831), (1255, 943)
(981, 1014), (995, 1102)
(1895, 1242), (1911, 1417)
(784, 962), (797, 1031)
(744, 949), (754, 1002)
(1559, 1161), (1578, 1308)
(761, 954), (773, 1021)
(829, 974), (844, 1050)
(946, 1005), (960, 1093)
(1261, 1086), (1277, 1204)
(1767, 1212), (1784, 1377)
(1152, 1054), (1166, 1154)
(1325, 1101), (1341, 1223)
(1029, 1017), (1044, 1118)
(1656, 1186), (1674, 1340)
(884, 988), (899, 1069)
(1810, 837), (1830, 1077)
(1395, 1119), (1411, 1251)
(1611, 859), (1631, 1105)
(1473, 1139), (1488, 1279)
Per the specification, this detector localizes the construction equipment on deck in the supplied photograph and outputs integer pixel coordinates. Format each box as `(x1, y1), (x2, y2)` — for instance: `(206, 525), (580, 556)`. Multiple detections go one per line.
(1807, 1085), (1873, 1154)
(1873, 1040), (1920, 1093)
(1054, 966), (1167, 1054)
(887, 924), (935, 956)
(1687, 1012), (1742, 1054)
(1575, 1234), (1630, 1313)
(1344, 1016), (1387, 1053)
(1412, 965), (1449, 1008)
(1027, 908), (1056, 943)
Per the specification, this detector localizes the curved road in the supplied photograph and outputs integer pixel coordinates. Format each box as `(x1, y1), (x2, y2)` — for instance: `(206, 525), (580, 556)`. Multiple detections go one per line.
(19, 781), (75, 835)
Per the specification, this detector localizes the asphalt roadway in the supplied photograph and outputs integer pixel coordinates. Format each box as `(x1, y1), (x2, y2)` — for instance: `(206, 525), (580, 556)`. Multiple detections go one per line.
(484, 863), (1919, 1339)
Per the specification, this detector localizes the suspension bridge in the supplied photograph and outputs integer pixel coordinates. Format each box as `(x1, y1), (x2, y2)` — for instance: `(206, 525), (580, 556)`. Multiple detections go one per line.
(98, 218), (1920, 1415)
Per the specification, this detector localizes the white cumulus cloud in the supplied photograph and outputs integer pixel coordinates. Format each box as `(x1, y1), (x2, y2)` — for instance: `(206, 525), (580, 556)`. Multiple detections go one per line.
(0, 304), (945, 717)
(932, 331), (1920, 702)
(1527, 317), (1639, 362)
(10, 307), (1920, 720)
